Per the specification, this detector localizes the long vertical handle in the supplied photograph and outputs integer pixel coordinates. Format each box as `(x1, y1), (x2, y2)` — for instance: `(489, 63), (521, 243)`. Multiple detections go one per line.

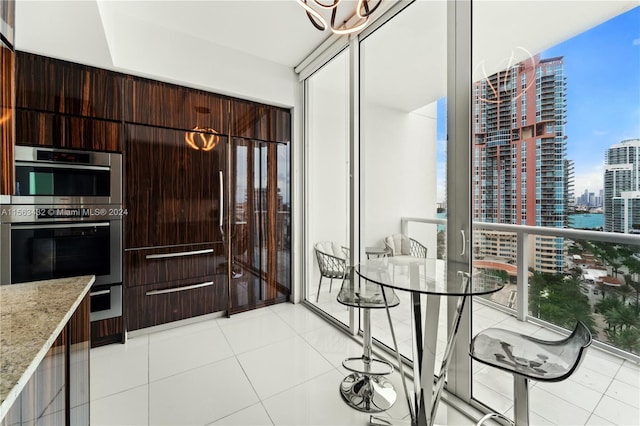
(219, 170), (224, 228)
(460, 229), (466, 256)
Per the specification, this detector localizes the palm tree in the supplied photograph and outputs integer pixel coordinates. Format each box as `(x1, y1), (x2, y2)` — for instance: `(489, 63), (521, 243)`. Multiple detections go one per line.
(610, 328), (640, 353)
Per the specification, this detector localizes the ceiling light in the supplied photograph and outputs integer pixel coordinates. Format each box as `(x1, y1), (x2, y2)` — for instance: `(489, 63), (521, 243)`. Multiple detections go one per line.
(296, 0), (383, 35)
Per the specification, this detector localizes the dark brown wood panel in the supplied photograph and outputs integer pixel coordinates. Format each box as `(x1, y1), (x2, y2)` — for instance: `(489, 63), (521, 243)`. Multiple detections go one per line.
(124, 124), (226, 248)
(91, 316), (123, 348)
(68, 294), (90, 425)
(125, 276), (227, 331)
(125, 242), (224, 288)
(63, 116), (121, 152)
(124, 76), (228, 132)
(16, 109), (121, 152)
(16, 51), (122, 120)
(230, 101), (291, 143)
(0, 39), (14, 194)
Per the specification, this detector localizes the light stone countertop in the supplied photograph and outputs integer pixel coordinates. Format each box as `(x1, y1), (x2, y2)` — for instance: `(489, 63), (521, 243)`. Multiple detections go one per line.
(0, 275), (94, 419)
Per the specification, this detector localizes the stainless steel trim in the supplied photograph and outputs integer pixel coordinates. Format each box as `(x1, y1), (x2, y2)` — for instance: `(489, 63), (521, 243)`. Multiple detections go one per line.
(90, 284), (122, 322)
(145, 248), (213, 260)
(146, 281), (214, 296)
(12, 146), (123, 205)
(15, 161), (110, 172)
(219, 170), (224, 228)
(11, 222), (110, 230)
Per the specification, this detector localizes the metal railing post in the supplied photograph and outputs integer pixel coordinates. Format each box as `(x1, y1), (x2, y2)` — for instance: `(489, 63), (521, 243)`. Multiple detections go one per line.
(516, 231), (529, 322)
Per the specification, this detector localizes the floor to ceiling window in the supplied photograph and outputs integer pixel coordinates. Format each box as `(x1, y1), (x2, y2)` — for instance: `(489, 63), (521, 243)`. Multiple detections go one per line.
(305, 48), (351, 326)
(359, 0), (447, 363)
(301, 1), (639, 425)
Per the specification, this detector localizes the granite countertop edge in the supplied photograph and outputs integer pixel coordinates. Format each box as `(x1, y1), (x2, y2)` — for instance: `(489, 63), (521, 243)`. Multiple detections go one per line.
(0, 275), (95, 419)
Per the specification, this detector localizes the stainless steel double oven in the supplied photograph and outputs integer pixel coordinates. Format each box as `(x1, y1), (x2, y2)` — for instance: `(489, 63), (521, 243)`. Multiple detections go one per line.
(1, 146), (123, 322)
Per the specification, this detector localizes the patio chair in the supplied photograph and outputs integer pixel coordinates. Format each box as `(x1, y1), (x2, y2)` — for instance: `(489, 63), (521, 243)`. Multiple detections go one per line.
(470, 321), (592, 426)
(384, 234), (427, 258)
(313, 241), (349, 302)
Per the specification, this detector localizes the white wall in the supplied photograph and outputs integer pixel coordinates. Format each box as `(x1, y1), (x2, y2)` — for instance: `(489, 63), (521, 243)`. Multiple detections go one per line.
(15, 1), (297, 107)
(361, 101), (438, 257)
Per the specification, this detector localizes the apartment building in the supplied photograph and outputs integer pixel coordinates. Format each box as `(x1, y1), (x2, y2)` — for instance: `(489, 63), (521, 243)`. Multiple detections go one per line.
(604, 138), (640, 233)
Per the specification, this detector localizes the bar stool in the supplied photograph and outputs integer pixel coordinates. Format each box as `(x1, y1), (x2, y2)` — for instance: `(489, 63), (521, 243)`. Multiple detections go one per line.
(337, 274), (401, 413)
(470, 321), (592, 426)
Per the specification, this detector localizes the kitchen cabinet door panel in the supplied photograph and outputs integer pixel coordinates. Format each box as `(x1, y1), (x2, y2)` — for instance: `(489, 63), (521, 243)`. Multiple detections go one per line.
(125, 276), (227, 331)
(124, 77), (228, 133)
(15, 52), (122, 120)
(0, 39), (14, 195)
(125, 124), (226, 248)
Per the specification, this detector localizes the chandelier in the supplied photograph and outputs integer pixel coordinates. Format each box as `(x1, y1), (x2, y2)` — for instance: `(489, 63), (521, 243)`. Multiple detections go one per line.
(296, 0), (383, 35)
(185, 126), (220, 151)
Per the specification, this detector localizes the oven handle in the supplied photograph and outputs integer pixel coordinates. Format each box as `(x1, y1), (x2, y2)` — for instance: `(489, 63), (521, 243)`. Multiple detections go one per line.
(146, 281), (214, 296)
(90, 289), (111, 297)
(145, 248), (214, 260)
(15, 161), (110, 172)
(10, 222), (111, 230)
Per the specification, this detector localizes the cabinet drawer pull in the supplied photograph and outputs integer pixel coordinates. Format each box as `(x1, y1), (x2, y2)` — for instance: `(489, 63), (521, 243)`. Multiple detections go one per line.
(90, 289), (111, 296)
(145, 249), (213, 260)
(146, 281), (214, 296)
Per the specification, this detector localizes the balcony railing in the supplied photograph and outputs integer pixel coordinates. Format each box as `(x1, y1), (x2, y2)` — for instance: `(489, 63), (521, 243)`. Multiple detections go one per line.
(401, 216), (640, 362)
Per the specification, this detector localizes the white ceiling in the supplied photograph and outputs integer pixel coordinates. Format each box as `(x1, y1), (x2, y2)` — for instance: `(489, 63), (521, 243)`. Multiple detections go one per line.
(14, 0), (639, 110)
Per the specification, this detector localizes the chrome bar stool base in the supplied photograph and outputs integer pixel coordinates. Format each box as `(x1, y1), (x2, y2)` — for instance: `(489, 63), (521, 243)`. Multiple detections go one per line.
(339, 373), (397, 413)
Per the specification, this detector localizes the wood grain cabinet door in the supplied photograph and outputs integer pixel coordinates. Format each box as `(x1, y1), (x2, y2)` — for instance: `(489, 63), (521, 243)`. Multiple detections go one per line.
(125, 124), (226, 249)
(0, 39), (14, 194)
(16, 109), (122, 152)
(124, 76), (228, 132)
(15, 52), (122, 120)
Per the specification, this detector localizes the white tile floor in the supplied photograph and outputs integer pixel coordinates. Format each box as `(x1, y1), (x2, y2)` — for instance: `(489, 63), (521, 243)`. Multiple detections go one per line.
(311, 288), (640, 426)
(90, 303), (473, 426)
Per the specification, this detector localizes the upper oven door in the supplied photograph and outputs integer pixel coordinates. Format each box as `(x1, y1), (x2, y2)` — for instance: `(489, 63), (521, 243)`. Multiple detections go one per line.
(12, 146), (122, 205)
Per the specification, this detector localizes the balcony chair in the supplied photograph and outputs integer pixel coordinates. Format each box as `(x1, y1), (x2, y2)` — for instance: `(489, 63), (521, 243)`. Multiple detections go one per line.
(337, 274), (400, 413)
(384, 234), (428, 279)
(384, 234), (427, 259)
(470, 321), (592, 426)
(313, 241), (349, 302)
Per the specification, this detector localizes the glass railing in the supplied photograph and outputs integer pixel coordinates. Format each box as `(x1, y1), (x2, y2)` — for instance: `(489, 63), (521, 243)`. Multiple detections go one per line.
(401, 216), (640, 361)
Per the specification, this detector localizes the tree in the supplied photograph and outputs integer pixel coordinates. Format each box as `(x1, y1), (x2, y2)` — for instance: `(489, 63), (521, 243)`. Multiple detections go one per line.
(609, 327), (640, 353)
(528, 272), (596, 333)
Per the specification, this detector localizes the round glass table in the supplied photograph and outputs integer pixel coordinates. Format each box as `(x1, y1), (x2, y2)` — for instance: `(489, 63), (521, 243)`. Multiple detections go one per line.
(355, 257), (504, 426)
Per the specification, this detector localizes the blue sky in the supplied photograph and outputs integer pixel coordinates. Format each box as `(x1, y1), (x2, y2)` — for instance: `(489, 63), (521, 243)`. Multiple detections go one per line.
(436, 6), (640, 202)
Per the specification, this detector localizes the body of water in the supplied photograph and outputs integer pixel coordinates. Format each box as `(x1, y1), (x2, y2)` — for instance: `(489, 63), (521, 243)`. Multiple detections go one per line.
(568, 213), (604, 230)
(435, 212), (604, 230)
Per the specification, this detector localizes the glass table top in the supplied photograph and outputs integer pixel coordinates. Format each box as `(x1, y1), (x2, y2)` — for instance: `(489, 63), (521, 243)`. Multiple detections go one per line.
(355, 257), (505, 296)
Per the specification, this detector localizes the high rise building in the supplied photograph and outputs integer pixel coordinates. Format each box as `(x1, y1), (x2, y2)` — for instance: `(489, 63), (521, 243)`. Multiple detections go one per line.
(604, 138), (640, 233)
(472, 55), (569, 273)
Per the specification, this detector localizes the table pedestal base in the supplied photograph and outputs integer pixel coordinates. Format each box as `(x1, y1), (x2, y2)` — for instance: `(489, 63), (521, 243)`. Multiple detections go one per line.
(339, 373), (397, 413)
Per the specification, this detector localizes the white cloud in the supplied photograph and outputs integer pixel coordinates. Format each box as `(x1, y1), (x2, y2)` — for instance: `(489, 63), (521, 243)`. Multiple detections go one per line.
(633, 38), (640, 46)
(574, 164), (605, 195)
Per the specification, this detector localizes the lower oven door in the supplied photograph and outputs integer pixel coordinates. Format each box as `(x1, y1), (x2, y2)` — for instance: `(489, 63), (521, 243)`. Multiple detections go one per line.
(90, 284), (122, 321)
(1, 220), (122, 286)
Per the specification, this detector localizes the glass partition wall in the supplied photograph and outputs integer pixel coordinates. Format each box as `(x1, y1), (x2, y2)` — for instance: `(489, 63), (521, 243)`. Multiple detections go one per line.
(305, 49), (351, 326)
(302, 1), (640, 424)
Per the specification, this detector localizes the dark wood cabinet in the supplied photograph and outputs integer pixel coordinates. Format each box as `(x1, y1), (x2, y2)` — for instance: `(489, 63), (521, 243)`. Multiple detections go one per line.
(91, 316), (123, 348)
(15, 52), (122, 121)
(230, 100), (291, 143)
(125, 124), (226, 249)
(125, 243), (223, 288)
(0, 38), (13, 194)
(124, 76), (229, 132)
(15, 109), (122, 152)
(125, 275), (227, 331)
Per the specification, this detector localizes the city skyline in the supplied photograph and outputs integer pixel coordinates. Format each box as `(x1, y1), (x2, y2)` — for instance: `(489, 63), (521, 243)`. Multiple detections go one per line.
(436, 6), (640, 204)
